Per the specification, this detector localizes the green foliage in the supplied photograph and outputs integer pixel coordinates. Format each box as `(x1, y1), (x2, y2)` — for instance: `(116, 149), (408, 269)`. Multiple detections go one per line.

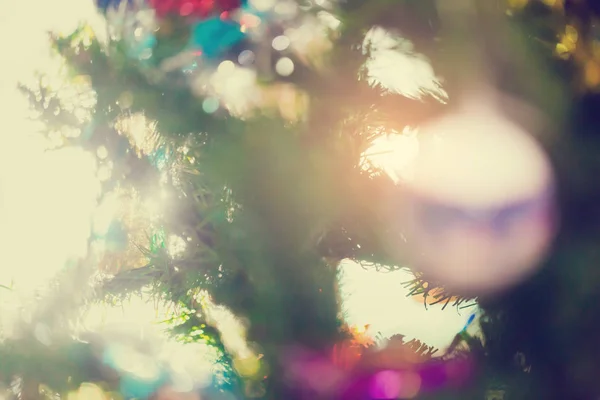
(10, 0), (600, 398)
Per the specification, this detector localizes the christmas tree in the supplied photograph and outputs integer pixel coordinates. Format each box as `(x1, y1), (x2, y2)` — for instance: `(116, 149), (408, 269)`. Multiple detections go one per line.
(3, 0), (600, 399)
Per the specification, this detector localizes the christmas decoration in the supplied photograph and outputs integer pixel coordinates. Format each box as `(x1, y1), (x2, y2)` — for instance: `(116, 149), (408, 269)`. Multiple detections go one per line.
(148, 0), (245, 20)
(287, 333), (472, 400)
(16, 0), (600, 399)
(336, 356), (473, 400)
(395, 95), (557, 295)
(97, 0), (245, 18)
(188, 16), (246, 59)
(93, 0), (335, 121)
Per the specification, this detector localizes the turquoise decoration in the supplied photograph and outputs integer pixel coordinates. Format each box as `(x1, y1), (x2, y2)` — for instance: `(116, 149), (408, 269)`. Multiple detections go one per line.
(189, 17), (246, 59)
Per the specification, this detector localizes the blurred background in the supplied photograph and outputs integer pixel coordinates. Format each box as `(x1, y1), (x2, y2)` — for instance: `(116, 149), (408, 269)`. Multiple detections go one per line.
(0, 0), (470, 388)
(1, 0), (598, 399)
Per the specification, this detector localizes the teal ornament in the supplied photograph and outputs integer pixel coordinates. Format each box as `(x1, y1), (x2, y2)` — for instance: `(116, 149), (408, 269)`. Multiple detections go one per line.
(189, 17), (246, 59)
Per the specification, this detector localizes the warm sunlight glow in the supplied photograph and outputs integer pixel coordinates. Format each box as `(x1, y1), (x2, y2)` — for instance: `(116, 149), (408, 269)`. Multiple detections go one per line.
(366, 130), (420, 183)
(0, 142), (99, 293)
(0, 0), (470, 370)
(81, 297), (217, 388)
(339, 261), (470, 351)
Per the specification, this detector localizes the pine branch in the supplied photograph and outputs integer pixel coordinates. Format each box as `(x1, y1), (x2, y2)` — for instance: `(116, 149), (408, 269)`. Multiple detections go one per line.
(336, 0), (440, 48)
(402, 274), (477, 310)
(51, 28), (237, 139)
(17, 82), (88, 132)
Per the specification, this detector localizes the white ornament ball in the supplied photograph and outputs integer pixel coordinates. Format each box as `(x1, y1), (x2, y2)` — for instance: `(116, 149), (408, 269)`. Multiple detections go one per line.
(396, 100), (557, 295)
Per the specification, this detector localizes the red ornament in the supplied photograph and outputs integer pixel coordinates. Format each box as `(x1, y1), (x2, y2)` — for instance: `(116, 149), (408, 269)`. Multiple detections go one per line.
(148, 0), (243, 19)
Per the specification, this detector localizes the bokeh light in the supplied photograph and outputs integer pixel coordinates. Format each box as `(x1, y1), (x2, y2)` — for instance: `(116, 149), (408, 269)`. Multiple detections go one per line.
(0, 2), (488, 398)
(275, 57), (295, 76)
(369, 370), (421, 399)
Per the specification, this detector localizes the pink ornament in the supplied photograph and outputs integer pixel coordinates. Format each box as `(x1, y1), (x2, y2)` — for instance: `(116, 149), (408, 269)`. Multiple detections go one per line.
(148, 0), (243, 19)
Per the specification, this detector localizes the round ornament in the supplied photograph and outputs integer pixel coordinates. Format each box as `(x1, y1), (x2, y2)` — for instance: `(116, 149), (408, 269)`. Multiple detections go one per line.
(188, 15), (247, 59)
(97, 0), (246, 20)
(395, 96), (557, 296)
(148, 0), (245, 19)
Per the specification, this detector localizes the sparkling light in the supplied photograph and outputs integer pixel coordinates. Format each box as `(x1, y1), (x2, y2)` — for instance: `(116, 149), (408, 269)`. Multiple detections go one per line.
(272, 35), (291, 51)
(238, 50), (256, 65)
(275, 57), (295, 76)
(202, 97), (220, 113)
(97, 146), (109, 160)
(217, 60), (236, 76)
(67, 383), (107, 400)
(0, 0), (472, 374)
